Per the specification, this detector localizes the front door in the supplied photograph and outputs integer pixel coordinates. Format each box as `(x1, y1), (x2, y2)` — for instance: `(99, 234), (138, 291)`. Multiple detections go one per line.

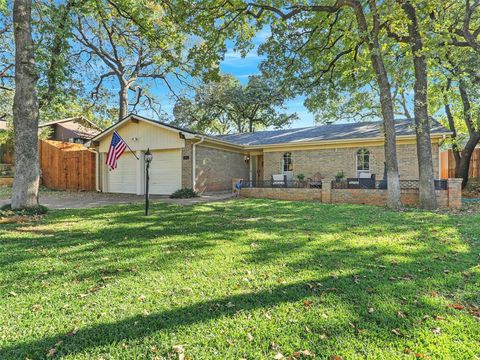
(256, 155), (264, 184)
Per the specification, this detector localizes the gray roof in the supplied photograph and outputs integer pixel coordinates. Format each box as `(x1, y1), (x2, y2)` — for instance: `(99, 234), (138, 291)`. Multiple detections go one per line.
(213, 119), (450, 146)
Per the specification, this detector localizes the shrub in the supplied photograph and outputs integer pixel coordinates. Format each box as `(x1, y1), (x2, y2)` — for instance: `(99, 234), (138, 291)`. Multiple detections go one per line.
(335, 171), (345, 181)
(296, 173), (305, 181)
(170, 188), (199, 199)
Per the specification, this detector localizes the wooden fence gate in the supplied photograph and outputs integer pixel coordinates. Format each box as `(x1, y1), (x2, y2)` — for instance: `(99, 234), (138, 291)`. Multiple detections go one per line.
(440, 149), (480, 179)
(40, 140), (96, 191)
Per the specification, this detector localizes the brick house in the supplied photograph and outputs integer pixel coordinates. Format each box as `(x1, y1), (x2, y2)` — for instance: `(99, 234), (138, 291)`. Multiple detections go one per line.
(89, 114), (450, 195)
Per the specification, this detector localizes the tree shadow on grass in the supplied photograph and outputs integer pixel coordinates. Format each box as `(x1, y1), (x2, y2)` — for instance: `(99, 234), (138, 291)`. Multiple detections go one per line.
(0, 199), (479, 358)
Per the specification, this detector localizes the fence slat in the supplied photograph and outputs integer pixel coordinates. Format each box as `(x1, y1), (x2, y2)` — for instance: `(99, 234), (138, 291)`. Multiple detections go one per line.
(40, 140), (95, 191)
(443, 149), (480, 179)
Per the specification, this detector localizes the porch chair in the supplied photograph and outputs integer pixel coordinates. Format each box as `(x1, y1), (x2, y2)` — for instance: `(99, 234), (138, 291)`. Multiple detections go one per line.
(308, 172), (323, 188)
(271, 174), (287, 187)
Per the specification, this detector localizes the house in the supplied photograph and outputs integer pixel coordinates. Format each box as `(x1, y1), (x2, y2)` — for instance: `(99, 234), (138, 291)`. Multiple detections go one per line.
(89, 114), (450, 195)
(39, 116), (101, 144)
(0, 119), (11, 164)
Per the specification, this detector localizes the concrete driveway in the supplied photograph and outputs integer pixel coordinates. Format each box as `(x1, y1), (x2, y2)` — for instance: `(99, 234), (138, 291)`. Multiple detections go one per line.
(0, 191), (234, 209)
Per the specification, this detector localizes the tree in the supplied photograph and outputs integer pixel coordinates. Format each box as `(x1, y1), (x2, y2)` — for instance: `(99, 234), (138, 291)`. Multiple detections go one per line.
(73, 0), (189, 121)
(432, 0), (480, 188)
(173, 75), (298, 134)
(386, 0), (437, 209)
(182, 1), (403, 208)
(12, 0), (40, 209)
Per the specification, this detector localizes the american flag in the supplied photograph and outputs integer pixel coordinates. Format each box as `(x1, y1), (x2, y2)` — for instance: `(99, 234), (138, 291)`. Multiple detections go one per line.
(106, 130), (128, 170)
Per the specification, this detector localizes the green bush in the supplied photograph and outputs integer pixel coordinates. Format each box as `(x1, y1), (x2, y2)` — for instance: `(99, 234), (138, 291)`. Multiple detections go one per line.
(170, 188), (199, 199)
(335, 171), (345, 181)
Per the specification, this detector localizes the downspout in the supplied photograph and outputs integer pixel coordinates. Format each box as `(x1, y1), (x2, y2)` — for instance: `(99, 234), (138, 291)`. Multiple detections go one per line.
(192, 136), (205, 191)
(95, 151), (100, 192)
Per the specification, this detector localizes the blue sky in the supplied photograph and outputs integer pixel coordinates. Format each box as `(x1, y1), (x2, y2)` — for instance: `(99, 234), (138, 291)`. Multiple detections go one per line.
(152, 30), (317, 129)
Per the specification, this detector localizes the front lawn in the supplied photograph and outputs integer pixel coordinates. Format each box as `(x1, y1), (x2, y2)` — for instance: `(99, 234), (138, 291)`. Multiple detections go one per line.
(0, 199), (478, 359)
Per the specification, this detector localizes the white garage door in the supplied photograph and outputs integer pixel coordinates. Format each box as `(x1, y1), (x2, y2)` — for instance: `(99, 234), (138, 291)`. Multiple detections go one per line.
(107, 153), (137, 193)
(149, 149), (182, 195)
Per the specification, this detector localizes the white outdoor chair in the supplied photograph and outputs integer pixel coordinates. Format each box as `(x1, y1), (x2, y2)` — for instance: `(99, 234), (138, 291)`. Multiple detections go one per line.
(272, 174), (287, 187)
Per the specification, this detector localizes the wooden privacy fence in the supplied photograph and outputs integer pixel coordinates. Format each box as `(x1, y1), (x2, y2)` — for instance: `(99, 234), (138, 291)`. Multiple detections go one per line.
(440, 149), (480, 179)
(40, 140), (96, 191)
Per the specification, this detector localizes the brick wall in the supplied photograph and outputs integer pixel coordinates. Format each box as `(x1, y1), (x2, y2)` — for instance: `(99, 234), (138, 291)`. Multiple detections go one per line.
(240, 187), (322, 201)
(240, 178), (462, 209)
(181, 140), (193, 189)
(263, 143), (440, 181)
(332, 188), (449, 208)
(195, 145), (249, 192)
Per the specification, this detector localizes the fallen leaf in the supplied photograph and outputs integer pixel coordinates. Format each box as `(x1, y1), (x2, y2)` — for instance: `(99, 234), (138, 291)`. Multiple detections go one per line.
(9, 291), (17, 297)
(300, 349), (313, 356)
(66, 327), (79, 337)
(434, 315), (445, 321)
(397, 310), (406, 318)
(331, 356), (343, 360)
(32, 304), (42, 312)
(138, 294), (146, 302)
(368, 307), (374, 313)
(274, 352), (284, 359)
(247, 332), (253, 342)
(303, 300), (313, 309)
(173, 345), (185, 360)
(449, 303), (464, 310)
(391, 328), (402, 336)
(46, 348), (57, 357)
(270, 342), (279, 350)
(432, 327), (441, 334)
(226, 301), (235, 308)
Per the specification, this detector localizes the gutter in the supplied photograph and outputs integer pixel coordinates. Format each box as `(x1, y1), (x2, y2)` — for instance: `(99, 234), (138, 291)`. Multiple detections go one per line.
(192, 136), (205, 191)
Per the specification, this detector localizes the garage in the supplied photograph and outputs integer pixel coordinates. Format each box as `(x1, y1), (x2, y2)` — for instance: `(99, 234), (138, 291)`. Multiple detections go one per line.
(107, 152), (137, 193)
(149, 149), (182, 194)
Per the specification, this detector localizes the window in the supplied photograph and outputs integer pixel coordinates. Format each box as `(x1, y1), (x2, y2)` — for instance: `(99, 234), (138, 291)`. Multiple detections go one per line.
(282, 152), (293, 172)
(356, 148), (370, 176)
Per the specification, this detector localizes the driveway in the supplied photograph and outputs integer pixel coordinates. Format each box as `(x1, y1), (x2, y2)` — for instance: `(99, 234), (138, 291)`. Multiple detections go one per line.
(0, 191), (234, 209)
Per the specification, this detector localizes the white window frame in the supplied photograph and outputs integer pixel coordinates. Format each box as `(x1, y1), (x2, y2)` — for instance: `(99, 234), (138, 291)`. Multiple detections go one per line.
(356, 148), (371, 177)
(282, 152), (293, 173)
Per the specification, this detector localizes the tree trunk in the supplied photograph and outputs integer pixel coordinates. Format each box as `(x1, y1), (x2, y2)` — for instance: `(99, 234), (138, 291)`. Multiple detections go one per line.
(401, 1), (437, 209)
(353, 0), (402, 209)
(12, 0), (40, 209)
(118, 84), (129, 122)
(456, 134), (480, 188)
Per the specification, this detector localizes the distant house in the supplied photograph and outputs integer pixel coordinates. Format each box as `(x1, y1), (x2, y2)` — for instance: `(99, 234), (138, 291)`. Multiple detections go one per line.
(39, 117), (101, 144)
(89, 114), (451, 195)
(0, 120), (11, 164)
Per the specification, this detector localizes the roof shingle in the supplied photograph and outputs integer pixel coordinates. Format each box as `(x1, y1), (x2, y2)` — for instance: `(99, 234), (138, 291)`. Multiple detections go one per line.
(213, 119), (450, 146)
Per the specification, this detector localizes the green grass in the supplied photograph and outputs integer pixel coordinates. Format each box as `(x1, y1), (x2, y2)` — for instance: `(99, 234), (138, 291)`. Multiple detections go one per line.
(0, 185), (11, 199)
(0, 199), (479, 359)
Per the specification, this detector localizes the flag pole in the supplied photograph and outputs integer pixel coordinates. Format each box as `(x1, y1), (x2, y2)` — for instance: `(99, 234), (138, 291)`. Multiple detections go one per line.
(116, 131), (139, 160)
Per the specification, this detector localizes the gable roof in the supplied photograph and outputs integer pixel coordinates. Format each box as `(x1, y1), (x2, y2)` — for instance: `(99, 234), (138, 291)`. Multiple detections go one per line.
(39, 116), (102, 131)
(214, 119), (451, 146)
(90, 113), (199, 143)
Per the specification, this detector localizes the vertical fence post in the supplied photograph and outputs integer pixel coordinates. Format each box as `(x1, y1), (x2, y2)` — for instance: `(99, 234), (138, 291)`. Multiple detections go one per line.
(321, 179), (332, 204)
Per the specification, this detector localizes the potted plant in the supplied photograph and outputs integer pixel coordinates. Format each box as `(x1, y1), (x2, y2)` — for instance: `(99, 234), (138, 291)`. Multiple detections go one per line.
(335, 171), (345, 182)
(296, 173), (306, 187)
